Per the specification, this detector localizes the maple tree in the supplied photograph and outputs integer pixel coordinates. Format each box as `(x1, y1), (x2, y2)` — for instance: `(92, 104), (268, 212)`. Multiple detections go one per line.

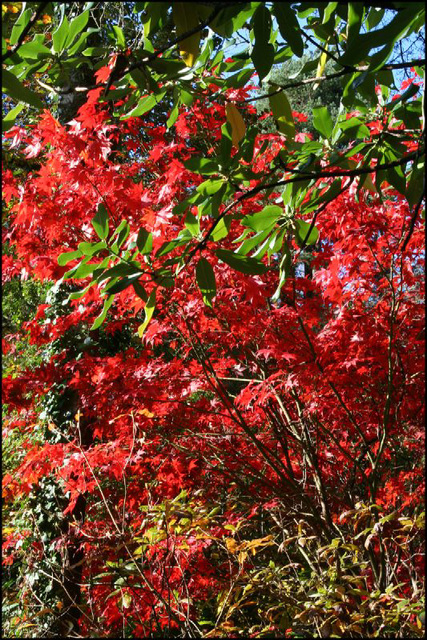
(2, 2), (426, 638)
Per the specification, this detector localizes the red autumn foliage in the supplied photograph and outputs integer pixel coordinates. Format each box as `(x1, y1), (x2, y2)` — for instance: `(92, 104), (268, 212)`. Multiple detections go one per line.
(2, 86), (424, 637)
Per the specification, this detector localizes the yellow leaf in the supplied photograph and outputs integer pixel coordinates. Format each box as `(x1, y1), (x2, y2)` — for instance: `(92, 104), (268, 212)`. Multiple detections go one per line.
(172, 3), (200, 67)
(226, 103), (246, 147)
(225, 537), (239, 554)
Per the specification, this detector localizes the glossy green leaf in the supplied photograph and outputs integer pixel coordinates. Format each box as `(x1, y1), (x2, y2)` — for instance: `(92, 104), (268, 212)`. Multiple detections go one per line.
(138, 288), (156, 337)
(313, 106), (334, 139)
(210, 216), (231, 242)
(9, 8), (32, 46)
(216, 249), (269, 274)
(90, 295), (114, 330)
(184, 157), (220, 175)
(92, 204), (110, 240)
(77, 241), (107, 256)
(294, 219), (319, 247)
(16, 40), (52, 60)
(64, 10), (90, 49)
(269, 91), (295, 139)
(242, 205), (282, 232)
(124, 90), (166, 118)
(52, 15), (70, 54)
(137, 228), (153, 254)
(196, 257), (216, 306)
(57, 249), (83, 266)
(2, 103), (25, 132)
(251, 4), (274, 82)
(273, 3), (303, 57)
(2, 70), (43, 109)
(185, 210), (200, 237)
(271, 243), (292, 302)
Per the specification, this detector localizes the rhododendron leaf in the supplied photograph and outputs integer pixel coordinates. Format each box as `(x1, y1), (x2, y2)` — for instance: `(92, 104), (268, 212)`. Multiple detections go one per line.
(77, 241), (107, 256)
(172, 3), (200, 67)
(196, 257), (216, 307)
(104, 273), (142, 295)
(133, 281), (148, 302)
(184, 157), (220, 175)
(294, 219), (319, 247)
(58, 250), (83, 266)
(269, 90), (295, 139)
(273, 3), (303, 57)
(216, 249), (269, 274)
(92, 204), (109, 240)
(136, 228), (153, 255)
(226, 103), (246, 147)
(313, 106), (334, 139)
(271, 243), (292, 301)
(242, 205), (282, 232)
(2, 70), (43, 109)
(251, 4), (274, 82)
(52, 15), (69, 54)
(138, 289), (156, 338)
(210, 216), (231, 242)
(90, 295), (114, 330)
(185, 211), (200, 237)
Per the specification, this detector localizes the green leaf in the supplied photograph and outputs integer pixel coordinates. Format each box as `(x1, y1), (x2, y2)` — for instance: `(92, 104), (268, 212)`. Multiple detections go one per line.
(196, 257), (216, 307)
(92, 204), (109, 240)
(313, 106), (334, 139)
(52, 15), (70, 54)
(294, 219), (319, 247)
(77, 241), (107, 256)
(97, 263), (142, 283)
(271, 243), (292, 302)
(2, 103), (25, 132)
(91, 295), (114, 331)
(57, 249), (83, 266)
(138, 289), (156, 338)
(406, 161), (424, 208)
(111, 25), (126, 48)
(73, 262), (99, 279)
(236, 228), (271, 255)
(68, 283), (94, 300)
(124, 90), (166, 118)
(2, 70), (43, 109)
(133, 281), (148, 301)
(210, 216), (231, 242)
(64, 10), (90, 49)
(251, 4), (274, 82)
(216, 249), (269, 275)
(185, 211), (200, 237)
(196, 179), (225, 197)
(269, 91), (295, 139)
(137, 228), (153, 254)
(242, 205), (282, 232)
(16, 40), (52, 60)
(220, 122), (233, 166)
(184, 157), (220, 175)
(104, 273), (142, 295)
(273, 3), (303, 57)
(9, 8), (32, 46)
